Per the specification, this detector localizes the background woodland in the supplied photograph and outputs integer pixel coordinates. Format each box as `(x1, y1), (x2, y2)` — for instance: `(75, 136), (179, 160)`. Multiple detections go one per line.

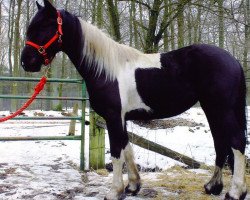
(0, 0), (249, 110)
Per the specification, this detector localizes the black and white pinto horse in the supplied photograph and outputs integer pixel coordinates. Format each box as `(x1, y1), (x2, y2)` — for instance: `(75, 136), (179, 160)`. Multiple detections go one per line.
(21, 1), (247, 199)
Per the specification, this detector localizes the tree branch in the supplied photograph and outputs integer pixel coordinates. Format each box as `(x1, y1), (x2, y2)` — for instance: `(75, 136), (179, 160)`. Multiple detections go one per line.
(155, 0), (191, 45)
(118, 0), (151, 10)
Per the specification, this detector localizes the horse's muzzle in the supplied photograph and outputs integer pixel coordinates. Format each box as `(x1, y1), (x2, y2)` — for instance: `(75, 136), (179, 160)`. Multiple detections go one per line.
(21, 47), (43, 72)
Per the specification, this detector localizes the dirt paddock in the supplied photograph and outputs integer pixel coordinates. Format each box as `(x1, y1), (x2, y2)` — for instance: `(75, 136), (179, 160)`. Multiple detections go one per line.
(79, 165), (250, 200)
(0, 147), (250, 200)
(0, 111), (249, 199)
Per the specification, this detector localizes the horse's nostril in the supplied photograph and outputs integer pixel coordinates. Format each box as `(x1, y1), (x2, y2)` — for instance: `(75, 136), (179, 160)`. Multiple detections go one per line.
(31, 57), (39, 65)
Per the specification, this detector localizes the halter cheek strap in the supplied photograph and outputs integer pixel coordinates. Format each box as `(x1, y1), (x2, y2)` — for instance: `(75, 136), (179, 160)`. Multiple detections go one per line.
(26, 11), (63, 66)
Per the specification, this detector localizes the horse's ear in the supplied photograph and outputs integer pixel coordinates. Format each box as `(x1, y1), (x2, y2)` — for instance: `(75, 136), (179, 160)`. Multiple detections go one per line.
(43, 0), (56, 13)
(36, 1), (43, 10)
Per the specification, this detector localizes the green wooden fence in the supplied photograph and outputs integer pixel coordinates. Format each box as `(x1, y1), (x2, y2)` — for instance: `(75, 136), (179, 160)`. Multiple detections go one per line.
(0, 76), (204, 170)
(0, 76), (90, 170)
(0, 76), (202, 170)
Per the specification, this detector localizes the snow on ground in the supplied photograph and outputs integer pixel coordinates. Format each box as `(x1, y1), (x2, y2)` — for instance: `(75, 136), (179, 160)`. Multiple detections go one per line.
(0, 107), (249, 199)
(126, 107), (215, 168)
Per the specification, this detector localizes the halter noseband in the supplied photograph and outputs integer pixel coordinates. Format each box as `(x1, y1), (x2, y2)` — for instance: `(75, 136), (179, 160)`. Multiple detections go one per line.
(26, 11), (63, 66)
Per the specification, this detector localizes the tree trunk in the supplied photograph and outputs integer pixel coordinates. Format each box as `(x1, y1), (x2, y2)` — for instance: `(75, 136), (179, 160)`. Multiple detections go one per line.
(0, 2), (2, 109)
(11, 0), (22, 112)
(138, 0), (146, 46)
(144, 0), (162, 53)
(79, 0), (83, 16)
(194, 3), (202, 44)
(243, 0), (250, 75)
(91, 0), (97, 24)
(8, 0), (15, 76)
(163, 0), (169, 51)
(170, 2), (175, 50)
(0, 2), (2, 71)
(187, 1), (192, 45)
(218, 0), (224, 48)
(56, 53), (67, 111)
(44, 68), (52, 110)
(25, 0), (32, 94)
(132, 0), (139, 49)
(129, 1), (133, 46)
(97, 0), (103, 28)
(177, 0), (185, 48)
(106, 0), (121, 41)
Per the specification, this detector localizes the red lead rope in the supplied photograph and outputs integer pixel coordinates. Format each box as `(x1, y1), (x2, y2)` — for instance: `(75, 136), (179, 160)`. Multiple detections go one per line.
(0, 76), (47, 123)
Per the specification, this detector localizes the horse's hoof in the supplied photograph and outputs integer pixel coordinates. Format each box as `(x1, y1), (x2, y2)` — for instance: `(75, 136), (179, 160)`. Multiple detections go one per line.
(204, 183), (223, 195)
(125, 183), (141, 196)
(224, 191), (247, 200)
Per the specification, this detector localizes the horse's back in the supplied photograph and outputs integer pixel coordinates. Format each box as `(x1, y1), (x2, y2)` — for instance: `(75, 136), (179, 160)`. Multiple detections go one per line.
(161, 44), (243, 104)
(133, 44), (244, 119)
(185, 44), (243, 107)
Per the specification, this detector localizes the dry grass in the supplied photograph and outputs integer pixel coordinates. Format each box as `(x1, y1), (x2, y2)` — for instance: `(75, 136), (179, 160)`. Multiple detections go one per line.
(95, 169), (109, 176)
(140, 166), (250, 200)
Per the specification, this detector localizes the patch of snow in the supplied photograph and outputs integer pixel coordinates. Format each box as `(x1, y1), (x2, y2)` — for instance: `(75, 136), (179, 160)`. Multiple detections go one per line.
(0, 107), (249, 199)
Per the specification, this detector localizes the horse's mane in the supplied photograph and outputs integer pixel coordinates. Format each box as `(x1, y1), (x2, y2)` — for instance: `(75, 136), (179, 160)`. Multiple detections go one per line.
(80, 19), (159, 80)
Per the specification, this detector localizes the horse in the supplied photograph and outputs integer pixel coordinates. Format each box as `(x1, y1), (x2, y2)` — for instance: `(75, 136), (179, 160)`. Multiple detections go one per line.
(21, 1), (247, 199)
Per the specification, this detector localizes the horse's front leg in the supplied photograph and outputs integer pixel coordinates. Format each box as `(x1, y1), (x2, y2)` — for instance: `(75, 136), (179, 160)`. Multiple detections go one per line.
(104, 116), (128, 200)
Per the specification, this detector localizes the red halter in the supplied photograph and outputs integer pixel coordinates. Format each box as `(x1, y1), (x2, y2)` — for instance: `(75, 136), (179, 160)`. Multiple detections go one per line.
(26, 11), (63, 66)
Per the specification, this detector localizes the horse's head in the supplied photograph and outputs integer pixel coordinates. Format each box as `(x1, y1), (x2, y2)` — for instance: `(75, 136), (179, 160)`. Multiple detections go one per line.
(21, 0), (62, 72)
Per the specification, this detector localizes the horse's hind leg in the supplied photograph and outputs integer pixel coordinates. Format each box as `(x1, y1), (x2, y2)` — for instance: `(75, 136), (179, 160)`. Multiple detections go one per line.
(202, 107), (247, 199)
(124, 143), (141, 195)
(225, 149), (247, 200)
(225, 118), (247, 199)
(203, 108), (228, 195)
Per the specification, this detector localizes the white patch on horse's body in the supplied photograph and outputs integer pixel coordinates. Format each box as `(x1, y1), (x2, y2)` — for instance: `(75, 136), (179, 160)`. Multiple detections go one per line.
(228, 148), (247, 198)
(117, 54), (161, 125)
(80, 18), (161, 124)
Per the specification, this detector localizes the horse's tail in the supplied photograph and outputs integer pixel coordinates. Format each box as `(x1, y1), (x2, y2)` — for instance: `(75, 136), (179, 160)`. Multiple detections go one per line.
(228, 64), (247, 171)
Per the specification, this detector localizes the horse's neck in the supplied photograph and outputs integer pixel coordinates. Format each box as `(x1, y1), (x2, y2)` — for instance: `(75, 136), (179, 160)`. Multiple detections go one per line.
(61, 13), (109, 91)
(78, 19), (148, 81)
(62, 11), (84, 68)
(62, 12), (159, 86)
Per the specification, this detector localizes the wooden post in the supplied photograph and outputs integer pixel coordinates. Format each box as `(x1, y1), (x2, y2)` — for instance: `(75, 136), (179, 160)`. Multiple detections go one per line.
(80, 81), (87, 171)
(96, 121), (201, 169)
(89, 111), (105, 170)
(68, 103), (79, 136)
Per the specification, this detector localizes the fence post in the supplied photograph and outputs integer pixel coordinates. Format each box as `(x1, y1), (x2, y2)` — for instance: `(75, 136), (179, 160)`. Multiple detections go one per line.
(89, 110), (105, 170)
(0, 76), (88, 171)
(68, 103), (79, 136)
(80, 81), (86, 171)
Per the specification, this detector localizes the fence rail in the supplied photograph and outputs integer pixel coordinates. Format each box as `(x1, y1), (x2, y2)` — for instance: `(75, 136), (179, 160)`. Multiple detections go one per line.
(0, 77), (83, 83)
(3, 116), (82, 120)
(0, 76), (87, 170)
(0, 95), (88, 101)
